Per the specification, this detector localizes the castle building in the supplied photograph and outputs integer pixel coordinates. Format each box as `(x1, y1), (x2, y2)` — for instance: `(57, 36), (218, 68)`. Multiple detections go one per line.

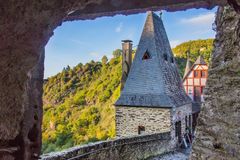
(115, 11), (192, 145)
(182, 56), (208, 103)
(182, 56), (208, 131)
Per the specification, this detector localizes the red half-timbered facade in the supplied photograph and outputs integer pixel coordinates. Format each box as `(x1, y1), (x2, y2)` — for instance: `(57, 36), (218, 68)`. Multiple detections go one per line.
(182, 56), (208, 103)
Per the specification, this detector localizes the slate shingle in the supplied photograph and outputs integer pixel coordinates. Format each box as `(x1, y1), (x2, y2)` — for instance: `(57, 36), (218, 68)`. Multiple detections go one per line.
(115, 11), (191, 108)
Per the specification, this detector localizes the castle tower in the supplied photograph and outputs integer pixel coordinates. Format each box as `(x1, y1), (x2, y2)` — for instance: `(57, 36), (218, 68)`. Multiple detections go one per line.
(121, 40), (133, 90)
(183, 55), (208, 102)
(184, 58), (192, 78)
(115, 11), (192, 144)
(182, 55), (208, 131)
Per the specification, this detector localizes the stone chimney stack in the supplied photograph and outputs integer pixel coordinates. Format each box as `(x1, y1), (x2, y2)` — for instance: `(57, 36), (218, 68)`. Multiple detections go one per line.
(121, 40), (133, 90)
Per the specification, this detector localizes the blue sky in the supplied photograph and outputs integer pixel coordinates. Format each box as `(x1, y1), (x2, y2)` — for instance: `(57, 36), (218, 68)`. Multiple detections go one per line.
(45, 7), (217, 78)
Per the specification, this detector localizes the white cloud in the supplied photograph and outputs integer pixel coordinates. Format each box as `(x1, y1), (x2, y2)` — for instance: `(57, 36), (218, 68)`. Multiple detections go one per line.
(115, 22), (123, 33)
(180, 12), (215, 25)
(170, 40), (182, 48)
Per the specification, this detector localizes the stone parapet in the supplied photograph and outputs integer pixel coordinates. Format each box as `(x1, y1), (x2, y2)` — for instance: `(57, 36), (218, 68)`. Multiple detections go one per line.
(41, 132), (172, 160)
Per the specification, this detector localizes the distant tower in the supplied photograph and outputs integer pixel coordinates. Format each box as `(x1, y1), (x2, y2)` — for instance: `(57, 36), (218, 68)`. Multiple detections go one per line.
(121, 40), (133, 90)
(183, 51), (192, 78)
(182, 55), (208, 131)
(183, 55), (208, 103)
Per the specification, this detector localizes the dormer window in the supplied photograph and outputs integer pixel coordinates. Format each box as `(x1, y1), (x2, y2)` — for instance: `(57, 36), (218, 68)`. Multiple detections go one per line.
(163, 53), (168, 61)
(142, 50), (151, 60)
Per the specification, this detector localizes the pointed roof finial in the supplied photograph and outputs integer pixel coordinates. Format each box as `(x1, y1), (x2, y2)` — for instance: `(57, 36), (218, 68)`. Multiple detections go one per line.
(159, 10), (163, 19)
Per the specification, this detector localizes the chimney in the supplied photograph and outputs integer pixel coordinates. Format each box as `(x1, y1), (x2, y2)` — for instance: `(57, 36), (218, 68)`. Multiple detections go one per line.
(121, 40), (133, 90)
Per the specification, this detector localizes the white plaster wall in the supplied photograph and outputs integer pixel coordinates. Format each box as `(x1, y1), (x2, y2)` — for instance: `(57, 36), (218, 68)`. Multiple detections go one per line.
(188, 79), (193, 85)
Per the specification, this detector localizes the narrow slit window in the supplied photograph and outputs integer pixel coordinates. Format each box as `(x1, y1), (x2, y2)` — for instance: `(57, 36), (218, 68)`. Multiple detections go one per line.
(142, 50), (151, 60)
(163, 54), (168, 61)
(138, 126), (145, 135)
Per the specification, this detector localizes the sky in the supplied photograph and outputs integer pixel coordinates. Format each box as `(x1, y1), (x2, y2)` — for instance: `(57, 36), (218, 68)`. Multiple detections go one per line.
(45, 7), (217, 78)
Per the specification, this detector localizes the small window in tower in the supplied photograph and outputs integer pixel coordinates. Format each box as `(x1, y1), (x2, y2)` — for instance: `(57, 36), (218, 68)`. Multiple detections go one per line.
(170, 57), (174, 63)
(194, 71), (199, 77)
(142, 50), (151, 60)
(138, 126), (145, 135)
(201, 71), (206, 77)
(163, 54), (168, 61)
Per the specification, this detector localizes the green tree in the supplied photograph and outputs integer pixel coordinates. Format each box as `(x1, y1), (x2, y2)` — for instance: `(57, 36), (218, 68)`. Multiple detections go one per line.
(101, 55), (108, 65)
(112, 49), (122, 58)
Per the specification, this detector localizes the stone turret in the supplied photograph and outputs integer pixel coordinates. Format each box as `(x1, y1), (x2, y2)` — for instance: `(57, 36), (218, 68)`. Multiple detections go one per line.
(115, 11), (192, 140)
(121, 40), (133, 90)
(116, 11), (191, 107)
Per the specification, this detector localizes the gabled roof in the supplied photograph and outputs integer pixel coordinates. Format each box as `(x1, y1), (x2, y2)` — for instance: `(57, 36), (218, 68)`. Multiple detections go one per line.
(183, 55), (207, 80)
(194, 55), (207, 65)
(115, 11), (191, 108)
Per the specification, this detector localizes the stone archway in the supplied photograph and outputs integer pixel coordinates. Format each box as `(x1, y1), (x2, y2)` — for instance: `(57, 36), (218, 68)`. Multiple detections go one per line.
(0, 0), (239, 159)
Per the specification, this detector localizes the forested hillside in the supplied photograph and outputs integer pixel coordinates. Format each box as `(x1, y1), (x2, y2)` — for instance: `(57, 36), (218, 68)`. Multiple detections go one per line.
(42, 39), (214, 153)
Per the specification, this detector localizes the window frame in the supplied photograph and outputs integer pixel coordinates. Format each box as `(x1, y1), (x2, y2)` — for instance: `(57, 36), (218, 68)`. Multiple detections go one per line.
(138, 125), (145, 135)
(142, 50), (151, 60)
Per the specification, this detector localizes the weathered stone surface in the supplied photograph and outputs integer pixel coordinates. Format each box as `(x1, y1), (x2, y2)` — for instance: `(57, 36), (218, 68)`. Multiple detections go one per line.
(0, 0), (101, 159)
(66, 0), (227, 21)
(191, 5), (240, 160)
(116, 104), (192, 148)
(116, 107), (171, 137)
(41, 132), (172, 160)
(0, 0), (239, 159)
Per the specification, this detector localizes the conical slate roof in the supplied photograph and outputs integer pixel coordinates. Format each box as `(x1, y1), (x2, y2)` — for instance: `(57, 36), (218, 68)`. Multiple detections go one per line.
(194, 55), (207, 65)
(115, 11), (191, 108)
(183, 59), (192, 78)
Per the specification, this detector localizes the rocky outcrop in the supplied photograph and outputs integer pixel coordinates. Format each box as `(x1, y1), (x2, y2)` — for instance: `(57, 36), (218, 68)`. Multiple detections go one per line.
(191, 5), (240, 160)
(0, 1), (101, 159)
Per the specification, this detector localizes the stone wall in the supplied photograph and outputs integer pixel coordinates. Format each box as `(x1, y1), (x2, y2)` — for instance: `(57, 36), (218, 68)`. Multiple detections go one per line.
(41, 132), (172, 160)
(116, 103), (192, 145)
(191, 5), (240, 159)
(170, 103), (192, 145)
(116, 106), (171, 137)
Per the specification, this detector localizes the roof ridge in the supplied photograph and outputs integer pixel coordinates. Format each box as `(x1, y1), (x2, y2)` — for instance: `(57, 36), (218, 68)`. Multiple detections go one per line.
(194, 55), (207, 65)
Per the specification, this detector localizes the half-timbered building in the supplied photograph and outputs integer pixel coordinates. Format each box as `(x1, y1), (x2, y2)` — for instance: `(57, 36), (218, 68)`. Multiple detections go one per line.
(182, 56), (208, 131)
(182, 56), (208, 103)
